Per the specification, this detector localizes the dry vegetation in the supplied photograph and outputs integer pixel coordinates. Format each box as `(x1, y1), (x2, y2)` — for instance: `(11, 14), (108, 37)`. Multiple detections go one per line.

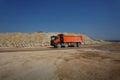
(0, 32), (96, 48)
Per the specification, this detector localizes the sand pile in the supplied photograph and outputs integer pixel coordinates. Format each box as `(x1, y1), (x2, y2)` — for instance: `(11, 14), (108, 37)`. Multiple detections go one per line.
(0, 32), (97, 47)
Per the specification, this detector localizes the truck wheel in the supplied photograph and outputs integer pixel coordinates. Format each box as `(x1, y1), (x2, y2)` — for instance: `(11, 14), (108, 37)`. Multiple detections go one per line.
(64, 43), (68, 48)
(56, 44), (61, 48)
(77, 42), (81, 47)
(74, 43), (77, 47)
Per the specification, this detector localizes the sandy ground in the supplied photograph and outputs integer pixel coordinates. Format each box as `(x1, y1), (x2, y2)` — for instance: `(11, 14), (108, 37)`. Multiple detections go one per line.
(0, 43), (120, 80)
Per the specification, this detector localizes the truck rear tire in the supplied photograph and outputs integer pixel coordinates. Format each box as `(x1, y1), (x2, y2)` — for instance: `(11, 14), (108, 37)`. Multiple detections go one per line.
(77, 42), (81, 47)
(74, 43), (77, 47)
(64, 43), (68, 48)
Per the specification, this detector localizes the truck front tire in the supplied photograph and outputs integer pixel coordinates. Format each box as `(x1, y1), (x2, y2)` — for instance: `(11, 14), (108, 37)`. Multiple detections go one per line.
(56, 44), (61, 48)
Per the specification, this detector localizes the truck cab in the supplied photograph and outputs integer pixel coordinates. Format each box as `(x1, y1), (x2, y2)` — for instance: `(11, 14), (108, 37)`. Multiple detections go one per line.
(50, 36), (59, 46)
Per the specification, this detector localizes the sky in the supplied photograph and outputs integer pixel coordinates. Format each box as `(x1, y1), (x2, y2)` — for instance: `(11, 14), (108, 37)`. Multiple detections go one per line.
(0, 0), (120, 40)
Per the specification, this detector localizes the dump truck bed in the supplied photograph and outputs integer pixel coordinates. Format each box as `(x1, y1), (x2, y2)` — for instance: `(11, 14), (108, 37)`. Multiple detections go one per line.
(62, 35), (83, 43)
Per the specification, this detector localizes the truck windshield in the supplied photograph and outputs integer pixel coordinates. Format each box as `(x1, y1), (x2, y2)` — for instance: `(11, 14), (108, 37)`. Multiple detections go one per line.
(51, 36), (58, 40)
(51, 37), (55, 40)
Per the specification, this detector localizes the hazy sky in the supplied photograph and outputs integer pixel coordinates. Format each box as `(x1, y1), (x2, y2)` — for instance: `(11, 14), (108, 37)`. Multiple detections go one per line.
(0, 0), (120, 40)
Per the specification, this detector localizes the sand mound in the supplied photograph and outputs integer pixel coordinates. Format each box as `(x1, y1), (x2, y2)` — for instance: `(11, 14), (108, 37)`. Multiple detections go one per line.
(0, 32), (97, 47)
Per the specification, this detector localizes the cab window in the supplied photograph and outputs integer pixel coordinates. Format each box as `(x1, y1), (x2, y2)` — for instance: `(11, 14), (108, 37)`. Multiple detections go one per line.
(51, 36), (58, 40)
(51, 37), (55, 40)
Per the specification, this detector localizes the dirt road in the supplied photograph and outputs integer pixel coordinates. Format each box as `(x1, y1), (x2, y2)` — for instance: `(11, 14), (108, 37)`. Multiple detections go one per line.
(0, 43), (120, 80)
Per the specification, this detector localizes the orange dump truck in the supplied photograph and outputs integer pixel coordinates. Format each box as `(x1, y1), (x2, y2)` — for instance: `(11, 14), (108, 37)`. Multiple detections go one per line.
(50, 34), (83, 48)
